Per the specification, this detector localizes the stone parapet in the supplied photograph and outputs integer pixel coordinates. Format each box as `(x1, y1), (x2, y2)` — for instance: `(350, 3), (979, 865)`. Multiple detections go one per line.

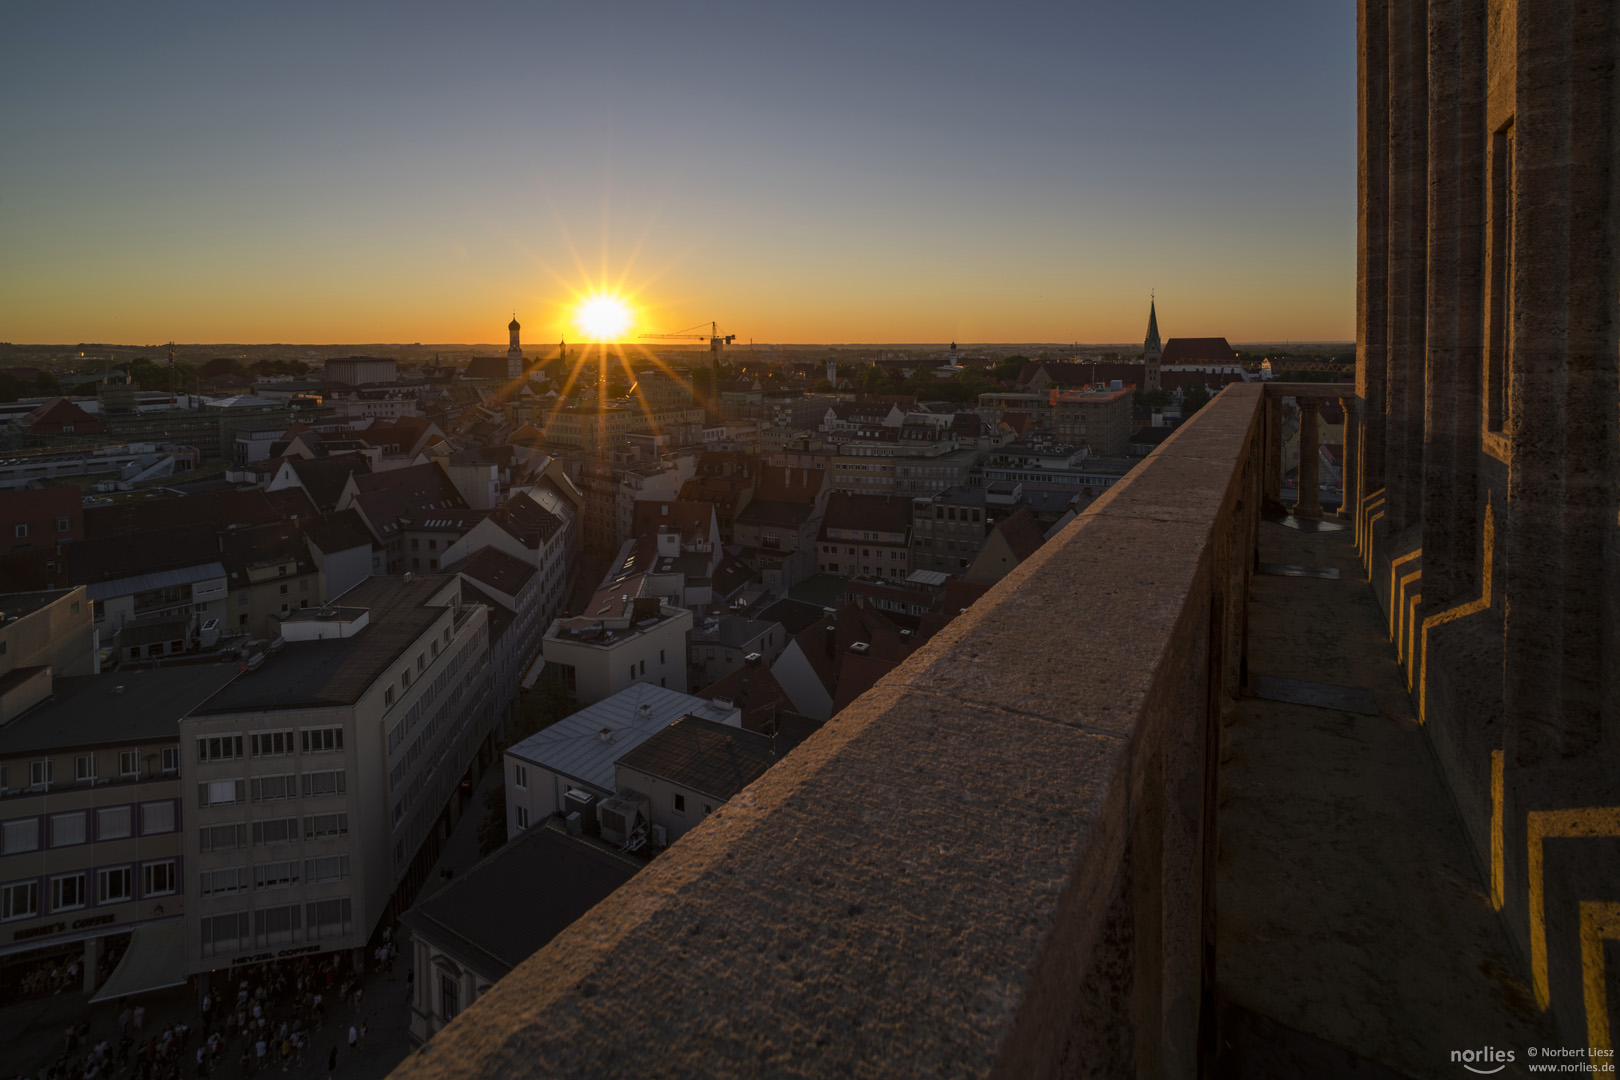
(389, 384), (1265, 1080)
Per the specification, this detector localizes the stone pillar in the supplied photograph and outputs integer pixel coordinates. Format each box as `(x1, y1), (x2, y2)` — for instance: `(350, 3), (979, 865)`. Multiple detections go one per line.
(1297, 400), (1323, 520)
(1502, 0), (1617, 766)
(83, 935), (101, 994)
(1263, 394), (1282, 508)
(1356, 0), (1390, 524)
(1383, 0), (1427, 535)
(1422, 0), (1486, 608)
(1337, 395), (1359, 518)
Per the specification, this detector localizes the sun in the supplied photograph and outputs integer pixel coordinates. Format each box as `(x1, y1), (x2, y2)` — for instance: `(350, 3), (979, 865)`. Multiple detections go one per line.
(574, 294), (633, 341)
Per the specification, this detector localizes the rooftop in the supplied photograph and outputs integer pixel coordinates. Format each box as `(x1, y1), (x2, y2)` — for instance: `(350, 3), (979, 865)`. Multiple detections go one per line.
(0, 665), (240, 755)
(615, 716), (777, 802)
(400, 822), (639, 984)
(506, 683), (739, 793)
(0, 588), (74, 624)
(189, 575), (453, 714)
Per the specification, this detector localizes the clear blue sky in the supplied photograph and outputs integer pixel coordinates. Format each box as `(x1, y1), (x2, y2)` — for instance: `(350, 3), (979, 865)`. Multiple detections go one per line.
(0, 1), (1355, 344)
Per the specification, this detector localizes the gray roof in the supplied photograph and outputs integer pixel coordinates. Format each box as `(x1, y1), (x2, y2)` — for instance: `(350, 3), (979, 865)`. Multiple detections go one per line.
(85, 562), (227, 603)
(506, 683), (739, 794)
(615, 717), (776, 802)
(400, 822), (637, 984)
(690, 616), (779, 650)
(0, 666), (240, 755)
(189, 576), (450, 714)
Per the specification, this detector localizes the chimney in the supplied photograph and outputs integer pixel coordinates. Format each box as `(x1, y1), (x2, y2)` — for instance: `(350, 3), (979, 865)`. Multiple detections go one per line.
(824, 623), (837, 659)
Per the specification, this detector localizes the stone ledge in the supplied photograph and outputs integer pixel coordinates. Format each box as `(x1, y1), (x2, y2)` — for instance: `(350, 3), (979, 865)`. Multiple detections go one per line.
(390, 385), (1264, 1080)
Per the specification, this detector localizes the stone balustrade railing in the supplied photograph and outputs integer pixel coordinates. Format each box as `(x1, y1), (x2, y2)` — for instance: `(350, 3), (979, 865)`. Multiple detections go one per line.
(1261, 381), (1355, 520)
(391, 383), (1266, 1080)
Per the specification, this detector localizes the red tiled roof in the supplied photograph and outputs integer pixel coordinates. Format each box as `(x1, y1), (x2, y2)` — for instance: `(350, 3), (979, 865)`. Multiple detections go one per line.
(1160, 337), (1238, 365)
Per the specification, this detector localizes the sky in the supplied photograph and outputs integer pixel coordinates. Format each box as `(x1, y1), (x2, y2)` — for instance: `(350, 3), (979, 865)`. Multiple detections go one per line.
(0, 1), (1355, 346)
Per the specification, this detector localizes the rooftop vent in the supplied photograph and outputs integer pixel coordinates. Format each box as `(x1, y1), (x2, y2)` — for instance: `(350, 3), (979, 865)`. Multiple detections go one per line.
(638, 703), (652, 716)
(849, 642), (871, 657)
(598, 727), (615, 743)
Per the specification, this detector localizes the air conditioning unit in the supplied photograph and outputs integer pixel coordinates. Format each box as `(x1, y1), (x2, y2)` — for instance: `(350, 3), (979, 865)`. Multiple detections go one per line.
(596, 791), (650, 846)
(563, 789), (599, 837)
(651, 824), (668, 848)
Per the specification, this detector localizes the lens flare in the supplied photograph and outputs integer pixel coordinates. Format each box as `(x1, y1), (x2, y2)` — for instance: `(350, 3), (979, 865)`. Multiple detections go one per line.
(574, 295), (632, 341)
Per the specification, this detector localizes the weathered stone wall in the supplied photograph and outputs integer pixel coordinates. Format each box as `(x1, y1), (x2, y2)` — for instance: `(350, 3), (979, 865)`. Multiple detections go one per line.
(1355, 0), (1619, 1050)
(388, 385), (1264, 1080)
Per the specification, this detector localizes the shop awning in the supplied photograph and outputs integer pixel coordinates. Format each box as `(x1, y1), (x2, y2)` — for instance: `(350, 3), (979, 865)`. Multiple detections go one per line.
(90, 920), (187, 1003)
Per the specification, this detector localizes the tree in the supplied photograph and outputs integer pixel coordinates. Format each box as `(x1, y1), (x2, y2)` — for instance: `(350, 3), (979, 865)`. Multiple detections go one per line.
(812, 378), (835, 393)
(33, 370), (59, 395)
(1134, 388), (1172, 410)
(0, 372), (20, 404)
(200, 357), (246, 380)
(991, 355), (1029, 383)
(1181, 382), (1212, 415)
(858, 364), (897, 394)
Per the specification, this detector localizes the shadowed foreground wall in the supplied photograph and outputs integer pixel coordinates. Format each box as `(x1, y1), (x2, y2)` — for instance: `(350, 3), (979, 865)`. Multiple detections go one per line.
(389, 385), (1264, 1079)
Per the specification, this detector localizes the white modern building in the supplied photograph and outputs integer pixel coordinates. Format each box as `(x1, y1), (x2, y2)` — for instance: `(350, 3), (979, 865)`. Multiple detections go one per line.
(540, 597), (693, 705)
(178, 574), (491, 976)
(503, 683), (738, 838)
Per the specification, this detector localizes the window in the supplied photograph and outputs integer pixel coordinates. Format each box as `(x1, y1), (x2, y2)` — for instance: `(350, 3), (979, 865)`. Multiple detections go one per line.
(440, 974), (460, 1022)
(513, 765), (527, 790)
(251, 774), (296, 802)
(2, 818), (40, 854)
(97, 867), (133, 903)
(29, 760), (52, 788)
(301, 770), (346, 798)
(198, 779), (245, 807)
(199, 866), (249, 896)
(278, 583), (289, 595)
(252, 817), (298, 846)
(161, 747), (179, 774)
(13, 523), (27, 539)
(141, 801), (175, 834)
(304, 813), (348, 840)
(52, 874), (86, 911)
(306, 897), (352, 940)
(254, 861), (298, 890)
(1, 881), (38, 921)
(251, 731), (294, 757)
(119, 750), (139, 777)
(56, 516), (70, 533)
(660, 649), (666, 664)
(385, 687), (396, 707)
(516, 805), (529, 830)
(254, 904), (301, 945)
(97, 806), (132, 840)
(200, 912), (249, 957)
(196, 735), (243, 762)
(50, 812), (86, 847)
(74, 755), (97, 783)
(143, 861), (176, 896)
(199, 822), (248, 852)
(673, 794), (686, 814)
(301, 728), (343, 754)
(304, 854), (349, 883)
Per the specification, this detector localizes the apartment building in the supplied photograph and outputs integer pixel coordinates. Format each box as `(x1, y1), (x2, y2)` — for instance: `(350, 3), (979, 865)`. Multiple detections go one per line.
(0, 660), (234, 996)
(1049, 386), (1133, 456)
(177, 574), (491, 976)
(541, 597), (692, 705)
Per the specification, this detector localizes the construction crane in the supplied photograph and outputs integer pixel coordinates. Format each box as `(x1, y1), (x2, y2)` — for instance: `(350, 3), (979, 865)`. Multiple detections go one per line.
(638, 321), (737, 411)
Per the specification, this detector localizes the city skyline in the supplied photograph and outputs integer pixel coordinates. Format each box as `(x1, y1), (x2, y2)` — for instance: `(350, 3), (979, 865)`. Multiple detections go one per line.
(2, 2), (1354, 344)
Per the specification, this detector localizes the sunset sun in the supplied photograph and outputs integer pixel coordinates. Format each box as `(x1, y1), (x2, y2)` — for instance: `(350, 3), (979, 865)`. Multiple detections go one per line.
(574, 295), (632, 341)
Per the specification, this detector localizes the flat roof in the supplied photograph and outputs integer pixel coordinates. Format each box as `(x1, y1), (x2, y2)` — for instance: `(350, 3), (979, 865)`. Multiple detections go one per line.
(190, 576), (451, 714)
(507, 684), (738, 794)
(400, 823), (637, 984)
(615, 717), (776, 802)
(0, 666), (241, 755)
(0, 589), (74, 623)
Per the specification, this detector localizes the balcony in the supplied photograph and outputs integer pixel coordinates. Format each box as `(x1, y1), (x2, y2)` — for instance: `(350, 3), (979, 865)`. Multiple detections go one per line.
(390, 383), (1577, 1078)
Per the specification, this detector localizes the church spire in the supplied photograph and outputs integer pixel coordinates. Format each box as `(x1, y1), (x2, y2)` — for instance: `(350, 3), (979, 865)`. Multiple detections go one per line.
(1144, 295), (1162, 356)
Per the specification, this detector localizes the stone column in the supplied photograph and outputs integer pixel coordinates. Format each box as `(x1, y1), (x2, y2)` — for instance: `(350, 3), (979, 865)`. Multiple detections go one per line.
(1338, 395), (1359, 518)
(1263, 393), (1282, 508)
(1422, 0), (1486, 608)
(1297, 400), (1323, 520)
(1384, 0), (1428, 535)
(1356, 0), (1390, 528)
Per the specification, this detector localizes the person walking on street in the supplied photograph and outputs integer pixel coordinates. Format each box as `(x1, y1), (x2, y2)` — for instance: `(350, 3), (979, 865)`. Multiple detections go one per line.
(328, 1046), (338, 1077)
(347, 1024), (358, 1054)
